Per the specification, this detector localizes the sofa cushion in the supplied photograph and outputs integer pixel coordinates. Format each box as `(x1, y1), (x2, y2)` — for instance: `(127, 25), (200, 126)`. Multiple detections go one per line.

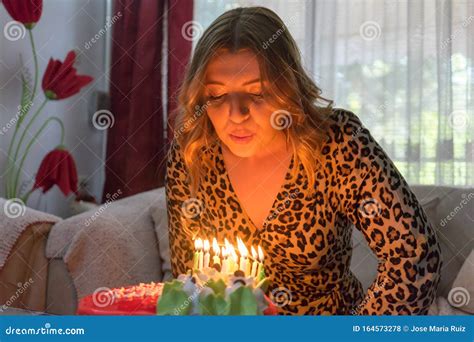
(46, 259), (77, 315)
(149, 191), (172, 281)
(448, 249), (474, 314)
(45, 188), (164, 299)
(413, 186), (474, 298)
(0, 222), (53, 312)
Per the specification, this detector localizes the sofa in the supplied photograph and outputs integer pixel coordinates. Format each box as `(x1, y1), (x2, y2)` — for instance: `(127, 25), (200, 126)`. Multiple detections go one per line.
(0, 185), (472, 315)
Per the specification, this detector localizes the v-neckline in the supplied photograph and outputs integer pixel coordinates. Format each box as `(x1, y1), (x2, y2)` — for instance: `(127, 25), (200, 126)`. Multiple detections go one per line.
(217, 141), (294, 232)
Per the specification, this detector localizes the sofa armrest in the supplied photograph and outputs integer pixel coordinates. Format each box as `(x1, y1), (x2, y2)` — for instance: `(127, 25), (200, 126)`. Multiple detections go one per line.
(45, 188), (164, 300)
(0, 222), (54, 313)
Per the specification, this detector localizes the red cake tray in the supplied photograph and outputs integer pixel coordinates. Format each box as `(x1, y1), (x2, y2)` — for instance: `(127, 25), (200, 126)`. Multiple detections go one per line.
(77, 282), (278, 315)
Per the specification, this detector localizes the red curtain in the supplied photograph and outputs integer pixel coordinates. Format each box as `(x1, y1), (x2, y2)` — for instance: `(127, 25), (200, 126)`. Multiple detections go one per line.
(103, 0), (193, 200)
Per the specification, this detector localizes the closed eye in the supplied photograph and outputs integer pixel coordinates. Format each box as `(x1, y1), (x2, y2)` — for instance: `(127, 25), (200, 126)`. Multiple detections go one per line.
(208, 94), (227, 102)
(249, 92), (264, 101)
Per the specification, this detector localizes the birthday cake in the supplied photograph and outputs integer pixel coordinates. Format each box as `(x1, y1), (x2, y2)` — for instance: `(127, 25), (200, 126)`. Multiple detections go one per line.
(78, 238), (277, 315)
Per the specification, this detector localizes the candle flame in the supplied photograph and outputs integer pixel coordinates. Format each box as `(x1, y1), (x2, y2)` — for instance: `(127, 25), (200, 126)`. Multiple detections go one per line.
(251, 246), (257, 259)
(221, 246), (228, 257)
(257, 245), (264, 261)
(237, 237), (248, 257)
(228, 243), (236, 260)
(212, 238), (220, 255)
(231, 248), (238, 262)
(224, 238), (230, 249)
(203, 239), (210, 252)
(195, 238), (203, 250)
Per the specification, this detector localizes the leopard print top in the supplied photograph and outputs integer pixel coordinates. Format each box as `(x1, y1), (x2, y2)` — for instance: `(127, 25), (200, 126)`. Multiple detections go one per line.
(166, 108), (442, 315)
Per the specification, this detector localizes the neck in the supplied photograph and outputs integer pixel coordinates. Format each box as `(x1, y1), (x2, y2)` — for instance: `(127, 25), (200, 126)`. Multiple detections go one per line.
(223, 132), (291, 163)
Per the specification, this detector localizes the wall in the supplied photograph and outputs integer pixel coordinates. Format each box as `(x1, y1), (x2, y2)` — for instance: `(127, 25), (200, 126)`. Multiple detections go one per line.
(0, 0), (109, 217)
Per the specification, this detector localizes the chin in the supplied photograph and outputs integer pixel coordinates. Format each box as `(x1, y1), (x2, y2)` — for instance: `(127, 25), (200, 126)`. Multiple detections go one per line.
(225, 141), (256, 158)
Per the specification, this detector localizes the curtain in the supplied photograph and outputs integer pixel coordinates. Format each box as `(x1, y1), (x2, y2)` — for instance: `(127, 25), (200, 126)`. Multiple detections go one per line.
(103, 0), (193, 200)
(194, 0), (474, 186)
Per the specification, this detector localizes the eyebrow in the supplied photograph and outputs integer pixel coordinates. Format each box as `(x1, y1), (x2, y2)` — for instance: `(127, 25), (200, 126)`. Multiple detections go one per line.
(205, 78), (261, 86)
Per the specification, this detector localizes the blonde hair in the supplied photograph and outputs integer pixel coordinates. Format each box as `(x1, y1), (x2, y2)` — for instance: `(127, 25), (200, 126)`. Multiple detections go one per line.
(171, 6), (333, 195)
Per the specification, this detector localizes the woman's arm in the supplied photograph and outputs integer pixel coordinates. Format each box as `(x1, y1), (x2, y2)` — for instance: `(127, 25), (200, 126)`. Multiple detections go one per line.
(328, 109), (442, 315)
(165, 139), (197, 277)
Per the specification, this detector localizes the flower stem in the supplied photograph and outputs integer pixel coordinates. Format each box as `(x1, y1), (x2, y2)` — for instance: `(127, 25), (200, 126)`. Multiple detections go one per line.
(28, 29), (38, 102)
(21, 189), (34, 203)
(15, 116), (65, 201)
(4, 30), (39, 198)
(10, 99), (48, 196)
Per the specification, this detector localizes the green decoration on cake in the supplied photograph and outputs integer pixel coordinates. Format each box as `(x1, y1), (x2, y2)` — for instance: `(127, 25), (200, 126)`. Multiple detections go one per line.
(228, 286), (259, 315)
(199, 292), (229, 315)
(156, 268), (269, 316)
(156, 280), (192, 315)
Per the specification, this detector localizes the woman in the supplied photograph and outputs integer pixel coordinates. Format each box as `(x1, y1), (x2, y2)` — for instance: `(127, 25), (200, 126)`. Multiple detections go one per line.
(166, 6), (442, 315)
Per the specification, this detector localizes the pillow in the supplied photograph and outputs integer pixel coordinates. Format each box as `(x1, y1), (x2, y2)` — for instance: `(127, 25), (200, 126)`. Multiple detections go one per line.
(448, 249), (474, 314)
(429, 188), (474, 298)
(0, 222), (52, 312)
(149, 190), (172, 282)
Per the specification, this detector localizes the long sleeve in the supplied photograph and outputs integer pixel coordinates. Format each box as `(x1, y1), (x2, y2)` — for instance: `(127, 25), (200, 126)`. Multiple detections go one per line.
(165, 139), (197, 277)
(329, 109), (442, 315)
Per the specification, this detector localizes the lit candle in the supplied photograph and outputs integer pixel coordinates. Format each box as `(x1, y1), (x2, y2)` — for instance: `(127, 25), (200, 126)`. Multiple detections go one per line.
(228, 244), (239, 273)
(203, 239), (210, 269)
(229, 245), (238, 274)
(237, 238), (249, 276)
(250, 246), (258, 278)
(212, 238), (221, 266)
(224, 239), (232, 273)
(221, 246), (229, 274)
(257, 245), (265, 281)
(193, 238), (203, 270)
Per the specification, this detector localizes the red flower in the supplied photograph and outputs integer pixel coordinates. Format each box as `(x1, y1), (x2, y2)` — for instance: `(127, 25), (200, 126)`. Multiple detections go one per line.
(2, 0), (43, 29)
(33, 148), (78, 196)
(42, 50), (93, 100)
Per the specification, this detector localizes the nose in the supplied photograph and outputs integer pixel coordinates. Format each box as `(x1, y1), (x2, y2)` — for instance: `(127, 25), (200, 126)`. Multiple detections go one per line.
(228, 92), (250, 123)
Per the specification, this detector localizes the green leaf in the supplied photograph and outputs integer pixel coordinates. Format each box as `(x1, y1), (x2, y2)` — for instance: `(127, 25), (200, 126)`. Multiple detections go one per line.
(199, 293), (229, 315)
(206, 279), (226, 297)
(162, 279), (184, 293)
(228, 286), (259, 315)
(156, 280), (192, 315)
(17, 72), (32, 126)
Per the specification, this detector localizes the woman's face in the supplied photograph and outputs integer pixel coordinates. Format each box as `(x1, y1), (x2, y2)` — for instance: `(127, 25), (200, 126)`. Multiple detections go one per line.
(204, 49), (285, 158)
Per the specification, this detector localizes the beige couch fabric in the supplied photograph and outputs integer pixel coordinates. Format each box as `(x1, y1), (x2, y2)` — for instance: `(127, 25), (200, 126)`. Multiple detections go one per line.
(45, 188), (165, 299)
(0, 222), (53, 312)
